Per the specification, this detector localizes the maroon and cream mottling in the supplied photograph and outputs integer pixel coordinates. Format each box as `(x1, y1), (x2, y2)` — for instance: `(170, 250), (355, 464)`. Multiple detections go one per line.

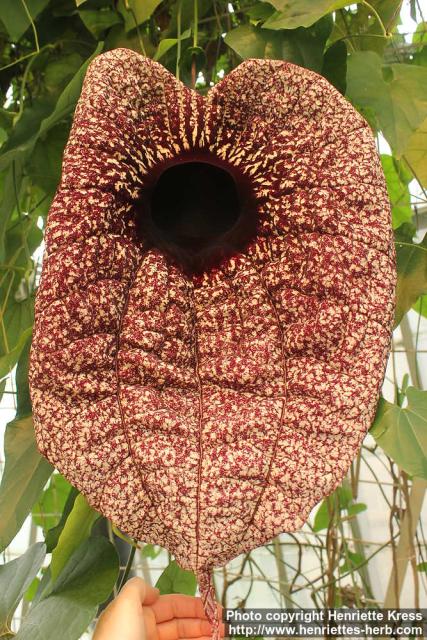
(29, 48), (396, 631)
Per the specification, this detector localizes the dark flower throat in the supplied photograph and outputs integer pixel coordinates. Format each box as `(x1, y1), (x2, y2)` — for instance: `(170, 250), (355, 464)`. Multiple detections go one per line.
(136, 154), (259, 274)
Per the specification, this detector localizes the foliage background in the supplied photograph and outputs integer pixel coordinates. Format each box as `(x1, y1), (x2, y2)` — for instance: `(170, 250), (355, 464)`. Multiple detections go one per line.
(0, 0), (426, 638)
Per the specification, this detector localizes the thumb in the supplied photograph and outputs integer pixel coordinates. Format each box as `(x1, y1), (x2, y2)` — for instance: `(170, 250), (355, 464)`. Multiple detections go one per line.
(119, 577), (160, 606)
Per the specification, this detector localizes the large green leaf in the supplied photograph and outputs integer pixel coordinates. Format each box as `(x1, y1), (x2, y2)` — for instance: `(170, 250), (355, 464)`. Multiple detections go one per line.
(0, 0), (50, 41)
(225, 24), (282, 59)
(0, 326), (33, 380)
(225, 15), (332, 71)
(156, 560), (197, 596)
(370, 388), (427, 479)
(0, 158), (28, 262)
(345, 50), (381, 118)
(37, 42), (104, 139)
(0, 290), (35, 355)
(394, 232), (427, 326)
(14, 332), (33, 419)
(44, 54), (85, 94)
(405, 116), (427, 187)
(0, 416), (53, 552)
(27, 124), (70, 194)
(0, 264), (36, 380)
(0, 43), (103, 259)
(44, 487), (79, 553)
(1, 208), (43, 284)
(32, 474), (72, 535)
(262, 0), (354, 30)
(1, 100), (53, 156)
(346, 51), (427, 157)
(154, 28), (191, 62)
(2, 43), (103, 161)
(330, 1), (402, 54)
(380, 154), (413, 229)
(79, 8), (122, 39)
(0, 213), (40, 365)
(0, 543), (46, 637)
(413, 294), (427, 319)
(117, 0), (163, 32)
(383, 63), (427, 156)
(49, 493), (101, 584)
(15, 537), (119, 640)
(412, 21), (427, 67)
(0, 109), (48, 257)
(312, 497), (330, 532)
(321, 40), (347, 94)
(104, 23), (154, 55)
(245, 3), (276, 23)
(312, 486), (364, 532)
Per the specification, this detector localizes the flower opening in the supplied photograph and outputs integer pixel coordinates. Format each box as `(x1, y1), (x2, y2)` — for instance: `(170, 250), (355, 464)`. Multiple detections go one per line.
(136, 151), (260, 274)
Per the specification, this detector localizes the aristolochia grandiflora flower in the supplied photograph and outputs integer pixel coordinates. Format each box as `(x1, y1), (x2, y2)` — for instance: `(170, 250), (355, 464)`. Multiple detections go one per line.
(29, 48), (396, 633)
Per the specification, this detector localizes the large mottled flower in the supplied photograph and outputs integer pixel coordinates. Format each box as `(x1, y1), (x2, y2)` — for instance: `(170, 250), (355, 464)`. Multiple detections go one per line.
(29, 48), (396, 630)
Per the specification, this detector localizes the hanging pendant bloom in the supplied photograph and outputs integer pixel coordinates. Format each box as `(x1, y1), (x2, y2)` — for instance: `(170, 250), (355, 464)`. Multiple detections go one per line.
(29, 48), (396, 629)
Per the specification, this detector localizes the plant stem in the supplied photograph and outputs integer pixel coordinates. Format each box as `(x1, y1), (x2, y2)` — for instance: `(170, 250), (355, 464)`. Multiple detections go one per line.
(20, 0), (39, 53)
(191, 0), (199, 88)
(118, 545), (136, 592)
(176, 0), (182, 80)
(394, 241), (427, 253)
(125, 0), (146, 56)
(0, 42), (55, 73)
(361, 0), (389, 37)
(13, 55), (36, 127)
(273, 536), (294, 607)
(193, 0), (198, 48)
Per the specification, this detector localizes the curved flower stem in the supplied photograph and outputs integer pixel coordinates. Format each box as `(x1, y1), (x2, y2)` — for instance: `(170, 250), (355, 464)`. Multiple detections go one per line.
(20, 0), (39, 53)
(360, 0), (389, 37)
(176, 0), (182, 80)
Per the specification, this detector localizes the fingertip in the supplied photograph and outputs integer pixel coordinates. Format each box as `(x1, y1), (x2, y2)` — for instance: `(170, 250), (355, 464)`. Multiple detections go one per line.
(144, 584), (161, 604)
(119, 576), (144, 596)
(120, 577), (159, 604)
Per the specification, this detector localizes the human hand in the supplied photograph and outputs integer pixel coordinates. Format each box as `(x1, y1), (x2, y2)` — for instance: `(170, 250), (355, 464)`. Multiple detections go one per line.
(93, 577), (224, 640)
